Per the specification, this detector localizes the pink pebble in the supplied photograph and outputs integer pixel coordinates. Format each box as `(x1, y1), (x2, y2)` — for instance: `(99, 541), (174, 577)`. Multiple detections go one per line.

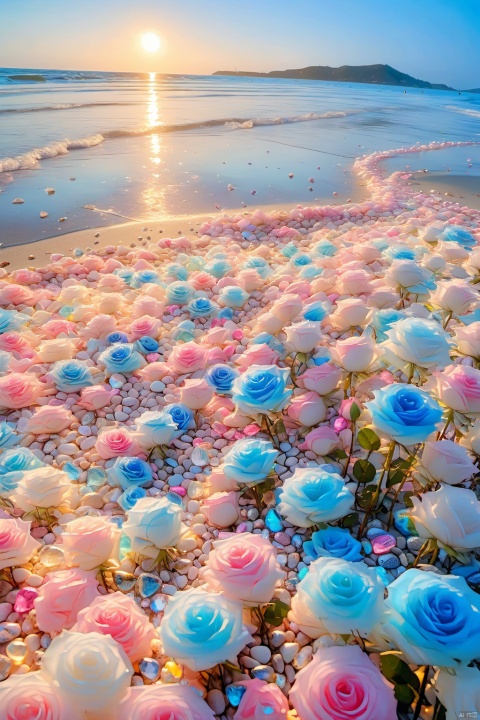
(232, 330), (243, 340)
(14, 587), (38, 614)
(0, 602), (12, 622)
(236, 522), (247, 533)
(308, 178), (315, 183)
(170, 486), (186, 496)
(146, 353), (160, 362)
(371, 534), (396, 555)
(243, 424), (261, 436)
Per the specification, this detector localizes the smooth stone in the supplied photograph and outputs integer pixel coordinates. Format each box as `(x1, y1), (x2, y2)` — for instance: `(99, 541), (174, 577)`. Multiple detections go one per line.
(467, 572), (480, 585)
(265, 508), (283, 532)
(361, 540), (372, 555)
(251, 665), (276, 683)
(0, 655), (13, 681)
(226, 685), (247, 708)
(407, 536), (424, 553)
(207, 689), (226, 715)
(280, 642), (299, 663)
(113, 571), (137, 593)
(271, 630), (286, 648)
(150, 595), (167, 613)
(371, 534), (396, 555)
(138, 573), (162, 598)
(0, 623), (21, 643)
(250, 645), (272, 664)
(139, 658), (160, 681)
(377, 553), (400, 570)
(366, 527), (385, 540)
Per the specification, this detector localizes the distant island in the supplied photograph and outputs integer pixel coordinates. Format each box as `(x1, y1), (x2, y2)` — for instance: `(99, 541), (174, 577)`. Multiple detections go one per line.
(213, 64), (455, 91)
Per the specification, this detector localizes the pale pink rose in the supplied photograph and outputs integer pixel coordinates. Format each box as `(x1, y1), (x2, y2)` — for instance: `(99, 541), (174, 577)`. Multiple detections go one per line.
(0, 672), (65, 720)
(436, 241), (470, 265)
(97, 293), (124, 314)
(201, 491), (240, 528)
(41, 318), (76, 338)
(223, 407), (252, 429)
(338, 269), (373, 295)
(37, 338), (77, 363)
(203, 396), (236, 422)
(11, 268), (42, 284)
(70, 305), (96, 323)
(118, 685), (215, 720)
(203, 534), (284, 606)
(139, 283), (165, 301)
(0, 518), (40, 571)
(237, 269), (264, 292)
(287, 391), (327, 426)
(62, 516), (121, 571)
(201, 327), (233, 347)
(73, 592), (156, 663)
(0, 373), (44, 409)
(454, 322), (480, 358)
(271, 294), (303, 322)
(418, 440), (476, 485)
(191, 271), (217, 291)
(128, 315), (161, 340)
(255, 311), (284, 335)
(96, 427), (141, 459)
(206, 468), (239, 493)
(180, 378), (214, 410)
(366, 287), (400, 309)
(58, 284), (90, 304)
(289, 645), (396, 720)
(297, 364), (342, 395)
(136, 362), (169, 382)
(207, 346), (228, 365)
(234, 679), (289, 720)
(168, 342), (207, 374)
(13, 466), (75, 513)
(25, 405), (75, 434)
(97, 274), (126, 292)
(0, 283), (34, 305)
(235, 344), (280, 372)
(78, 384), (118, 411)
(298, 426), (339, 455)
(131, 296), (165, 318)
(79, 314), (117, 340)
(353, 243), (383, 263)
(0, 332), (35, 358)
(431, 279), (477, 315)
(285, 321), (322, 353)
(339, 397), (363, 420)
(332, 298), (370, 330)
(433, 364), (480, 414)
(331, 336), (378, 373)
(34, 568), (100, 633)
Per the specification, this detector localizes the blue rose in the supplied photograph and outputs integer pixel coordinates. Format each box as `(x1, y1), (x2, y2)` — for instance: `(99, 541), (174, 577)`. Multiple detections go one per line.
(300, 266), (323, 279)
(441, 225), (476, 249)
(278, 467), (354, 527)
(383, 245), (417, 262)
(117, 485), (147, 511)
(204, 364), (239, 394)
(282, 242), (298, 258)
(291, 557), (385, 637)
(304, 527), (364, 562)
(218, 286), (249, 309)
(0, 422), (19, 450)
(113, 267), (134, 284)
(379, 569), (480, 666)
(131, 269), (162, 288)
(166, 281), (194, 306)
(0, 447), (44, 493)
(243, 257), (270, 277)
(107, 456), (153, 491)
(106, 332), (129, 345)
(370, 309), (406, 342)
(135, 336), (159, 354)
(291, 253), (312, 267)
(204, 259), (232, 278)
(313, 240), (337, 257)
(223, 438), (278, 486)
(366, 384), (443, 446)
(49, 360), (94, 392)
(218, 307), (234, 320)
(164, 403), (195, 436)
(0, 309), (28, 334)
(232, 365), (292, 415)
(98, 344), (145, 375)
(187, 297), (217, 318)
(166, 263), (189, 281)
(303, 301), (329, 322)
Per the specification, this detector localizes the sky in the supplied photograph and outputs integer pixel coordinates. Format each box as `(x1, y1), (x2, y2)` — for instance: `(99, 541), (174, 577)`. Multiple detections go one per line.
(1, 0), (480, 88)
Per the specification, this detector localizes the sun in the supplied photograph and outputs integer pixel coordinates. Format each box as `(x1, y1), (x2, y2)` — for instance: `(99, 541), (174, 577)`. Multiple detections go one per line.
(141, 32), (161, 53)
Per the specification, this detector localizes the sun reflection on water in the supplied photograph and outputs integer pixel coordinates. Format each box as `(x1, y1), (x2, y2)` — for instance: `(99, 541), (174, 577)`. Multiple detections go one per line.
(142, 72), (167, 216)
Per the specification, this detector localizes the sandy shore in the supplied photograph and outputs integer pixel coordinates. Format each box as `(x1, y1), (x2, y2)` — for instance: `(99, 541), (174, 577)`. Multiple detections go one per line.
(410, 172), (480, 210)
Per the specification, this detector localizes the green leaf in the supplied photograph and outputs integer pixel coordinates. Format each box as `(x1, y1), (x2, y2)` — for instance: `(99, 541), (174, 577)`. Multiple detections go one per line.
(394, 684), (415, 705)
(331, 448), (348, 460)
(403, 491), (414, 508)
(263, 599), (290, 627)
(350, 403), (361, 422)
(353, 459), (376, 484)
(386, 469), (405, 488)
(380, 654), (420, 690)
(257, 476), (276, 496)
(357, 428), (381, 452)
(357, 484), (378, 511)
(340, 512), (359, 528)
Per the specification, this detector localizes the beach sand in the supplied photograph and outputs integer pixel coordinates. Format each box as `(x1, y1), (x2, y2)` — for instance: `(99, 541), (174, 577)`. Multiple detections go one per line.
(409, 172), (480, 210)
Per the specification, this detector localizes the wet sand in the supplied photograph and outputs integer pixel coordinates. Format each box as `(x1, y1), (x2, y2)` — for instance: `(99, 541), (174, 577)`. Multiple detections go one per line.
(409, 172), (480, 210)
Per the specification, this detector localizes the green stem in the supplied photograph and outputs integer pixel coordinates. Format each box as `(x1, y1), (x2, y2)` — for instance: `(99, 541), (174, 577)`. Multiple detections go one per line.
(413, 540), (431, 568)
(437, 410), (453, 441)
(413, 666), (430, 720)
(443, 311), (453, 330)
(357, 441), (395, 539)
(342, 421), (356, 478)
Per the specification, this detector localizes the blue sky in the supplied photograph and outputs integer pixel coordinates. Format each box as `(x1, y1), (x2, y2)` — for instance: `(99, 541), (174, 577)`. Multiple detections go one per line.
(1, 0), (479, 87)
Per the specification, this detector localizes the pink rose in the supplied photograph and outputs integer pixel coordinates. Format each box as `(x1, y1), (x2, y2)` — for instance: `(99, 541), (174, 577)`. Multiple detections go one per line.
(0, 372), (44, 409)
(180, 378), (214, 410)
(131, 296), (165, 318)
(62, 516), (121, 570)
(201, 327), (232, 347)
(433, 364), (480, 414)
(206, 468), (239, 493)
(0, 332), (35, 358)
(236, 344), (280, 372)
(237, 269), (264, 292)
(191, 271), (217, 291)
(338, 268), (373, 295)
(118, 685), (215, 720)
(204, 396), (235, 422)
(79, 314), (117, 340)
(454, 322), (480, 359)
(339, 397), (363, 420)
(97, 274), (126, 292)
(271, 294), (303, 322)
(41, 319), (76, 338)
(34, 568), (100, 633)
(332, 298), (370, 330)
(234, 680), (289, 720)
(0, 673), (65, 720)
(431, 280), (477, 315)
(0, 517), (40, 571)
(287, 391), (327, 426)
(331, 336), (378, 373)
(128, 315), (161, 339)
(203, 534), (283, 606)
(73, 592), (156, 663)
(367, 287), (399, 309)
(136, 362), (169, 382)
(297, 363), (342, 395)
(298, 426), (339, 455)
(78, 384), (118, 411)
(25, 405), (75, 434)
(255, 312), (284, 335)
(11, 268), (42, 284)
(96, 427), (141, 459)
(0, 283), (34, 305)
(289, 646), (396, 720)
(168, 342), (207, 374)
(201, 491), (240, 528)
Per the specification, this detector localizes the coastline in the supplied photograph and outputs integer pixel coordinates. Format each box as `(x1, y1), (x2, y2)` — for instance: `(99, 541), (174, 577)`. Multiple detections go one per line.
(409, 171), (480, 210)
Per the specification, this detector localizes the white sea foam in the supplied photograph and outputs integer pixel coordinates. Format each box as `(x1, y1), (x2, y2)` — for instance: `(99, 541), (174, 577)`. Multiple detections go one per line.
(0, 134), (104, 173)
(225, 110), (362, 129)
(444, 105), (480, 119)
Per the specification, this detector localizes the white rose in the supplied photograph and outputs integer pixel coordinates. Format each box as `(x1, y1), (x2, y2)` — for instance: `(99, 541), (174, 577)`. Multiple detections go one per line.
(284, 320), (322, 353)
(467, 247), (480, 274)
(454, 322), (480, 358)
(12, 467), (73, 511)
(386, 260), (434, 290)
(431, 280), (477, 315)
(271, 294), (303, 322)
(436, 241), (470, 265)
(96, 293), (124, 314)
(417, 440), (477, 485)
(123, 496), (187, 559)
(422, 254), (446, 273)
(331, 335), (378, 373)
(409, 484), (480, 551)
(0, 517), (40, 571)
(135, 410), (177, 449)
(331, 298), (370, 330)
(40, 630), (132, 717)
(461, 419), (480, 455)
(37, 339), (77, 363)
(62, 516), (122, 571)
(58, 285), (91, 304)
(433, 666), (480, 720)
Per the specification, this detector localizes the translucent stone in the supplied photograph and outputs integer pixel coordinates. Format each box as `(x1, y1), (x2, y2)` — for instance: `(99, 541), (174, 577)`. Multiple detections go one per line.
(113, 571), (137, 593)
(39, 545), (65, 568)
(59, 305), (74, 318)
(87, 467), (107, 490)
(109, 375), (124, 389)
(298, 566), (309, 581)
(226, 685), (247, 707)
(137, 573), (161, 598)
(166, 492), (183, 506)
(187, 481), (204, 499)
(265, 509), (283, 533)
(14, 588), (38, 613)
(150, 595), (167, 613)
(251, 665), (276, 682)
(191, 447), (209, 467)
(63, 462), (81, 481)
(164, 660), (182, 679)
(0, 655), (13, 681)
(6, 639), (27, 664)
(139, 658), (160, 681)
(291, 534), (303, 549)
(82, 412), (95, 425)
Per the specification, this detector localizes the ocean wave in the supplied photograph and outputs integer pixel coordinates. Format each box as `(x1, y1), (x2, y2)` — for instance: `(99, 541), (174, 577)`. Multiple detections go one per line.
(225, 110), (363, 129)
(6, 74), (46, 83)
(0, 134), (104, 173)
(0, 101), (136, 115)
(444, 105), (480, 119)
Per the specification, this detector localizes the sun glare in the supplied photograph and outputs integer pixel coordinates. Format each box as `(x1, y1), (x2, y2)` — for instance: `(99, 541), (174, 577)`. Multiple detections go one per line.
(141, 32), (161, 53)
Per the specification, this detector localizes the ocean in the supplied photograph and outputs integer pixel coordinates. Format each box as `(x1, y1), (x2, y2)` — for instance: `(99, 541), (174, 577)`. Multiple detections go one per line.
(1, 67), (480, 246)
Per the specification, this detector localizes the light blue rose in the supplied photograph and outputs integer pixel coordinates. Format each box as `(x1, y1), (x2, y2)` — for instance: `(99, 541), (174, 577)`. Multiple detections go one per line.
(232, 365), (292, 415)
(383, 245), (417, 262)
(223, 438), (278, 486)
(187, 297), (217, 318)
(379, 569), (480, 666)
(204, 259), (232, 278)
(291, 557), (385, 637)
(106, 331), (129, 345)
(291, 253), (312, 267)
(218, 286), (249, 309)
(166, 263), (189, 281)
(107, 456), (153, 491)
(49, 360), (94, 392)
(131, 269), (162, 288)
(0, 447), (44, 494)
(313, 240), (337, 257)
(441, 225), (476, 249)
(304, 527), (364, 562)
(0, 423), (19, 450)
(166, 281), (194, 306)
(135, 410), (177, 448)
(366, 384), (443, 446)
(113, 267), (134, 284)
(98, 344), (145, 375)
(282, 242), (298, 258)
(164, 403), (195, 437)
(370, 309), (406, 342)
(135, 336), (159, 354)
(117, 485), (147, 511)
(0, 309), (28, 334)
(381, 317), (452, 370)
(159, 587), (252, 671)
(300, 266), (323, 279)
(243, 256), (271, 277)
(204, 364), (239, 394)
(303, 301), (329, 322)
(278, 466), (354, 527)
